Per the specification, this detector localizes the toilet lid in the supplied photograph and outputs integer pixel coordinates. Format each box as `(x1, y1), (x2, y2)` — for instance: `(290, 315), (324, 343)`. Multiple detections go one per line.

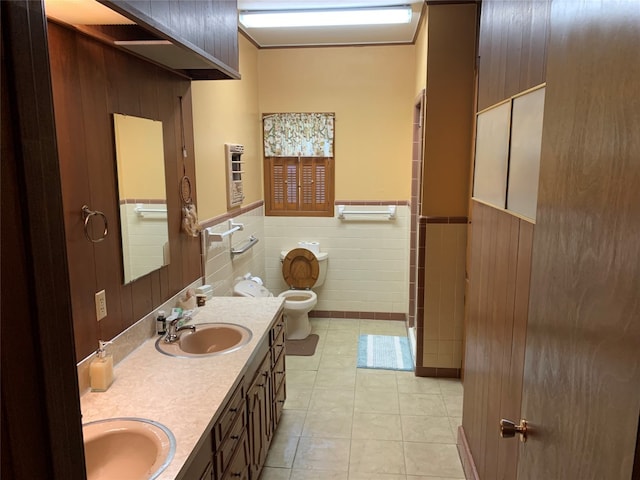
(282, 248), (319, 289)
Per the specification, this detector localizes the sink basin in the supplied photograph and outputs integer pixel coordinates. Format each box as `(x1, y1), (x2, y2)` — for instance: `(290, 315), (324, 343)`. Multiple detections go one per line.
(155, 322), (252, 358)
(83, 418), (175, 480)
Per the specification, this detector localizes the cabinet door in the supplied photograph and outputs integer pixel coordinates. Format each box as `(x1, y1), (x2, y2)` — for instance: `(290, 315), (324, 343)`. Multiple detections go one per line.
(247, 355), (271, 479)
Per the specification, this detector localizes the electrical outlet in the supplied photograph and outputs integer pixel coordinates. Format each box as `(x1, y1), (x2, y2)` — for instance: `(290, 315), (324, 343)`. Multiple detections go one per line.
(95, 290), (107, 321)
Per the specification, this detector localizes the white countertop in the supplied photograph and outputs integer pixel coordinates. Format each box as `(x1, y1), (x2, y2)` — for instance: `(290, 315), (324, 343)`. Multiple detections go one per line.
(80, 297), (284, 480)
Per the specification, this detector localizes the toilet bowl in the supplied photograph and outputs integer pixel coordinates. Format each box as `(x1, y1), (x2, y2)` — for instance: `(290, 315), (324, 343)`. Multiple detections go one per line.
(277, 290), (316, 340)
(279, 248), (328, 340)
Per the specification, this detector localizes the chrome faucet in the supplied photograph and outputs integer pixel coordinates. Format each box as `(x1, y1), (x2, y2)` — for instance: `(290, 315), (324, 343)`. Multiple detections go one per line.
(164, 316), (196, 343)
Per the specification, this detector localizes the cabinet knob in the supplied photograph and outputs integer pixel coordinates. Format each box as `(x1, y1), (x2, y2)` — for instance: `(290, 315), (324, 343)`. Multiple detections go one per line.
(499, 418), (528, 442)
(231, 434), (239, 440)
(231, 473), (241, 478)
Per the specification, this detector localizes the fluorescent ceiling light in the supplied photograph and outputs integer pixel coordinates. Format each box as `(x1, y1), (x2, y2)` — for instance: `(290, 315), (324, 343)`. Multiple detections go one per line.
(239, 6), (412, 29)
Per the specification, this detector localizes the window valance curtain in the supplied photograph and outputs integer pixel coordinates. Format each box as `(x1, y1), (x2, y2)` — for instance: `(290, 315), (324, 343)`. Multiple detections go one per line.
(263, 113), (335, 157)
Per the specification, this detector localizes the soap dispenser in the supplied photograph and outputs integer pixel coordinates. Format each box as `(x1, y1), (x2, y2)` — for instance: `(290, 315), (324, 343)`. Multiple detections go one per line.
(89, 340), (114, 392)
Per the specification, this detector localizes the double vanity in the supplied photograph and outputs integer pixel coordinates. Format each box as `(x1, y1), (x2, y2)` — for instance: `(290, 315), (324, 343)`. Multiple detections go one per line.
(80, 297), (286, 480)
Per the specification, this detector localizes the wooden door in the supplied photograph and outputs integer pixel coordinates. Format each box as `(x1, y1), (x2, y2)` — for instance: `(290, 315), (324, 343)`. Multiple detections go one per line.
(516, 1), (640, 478)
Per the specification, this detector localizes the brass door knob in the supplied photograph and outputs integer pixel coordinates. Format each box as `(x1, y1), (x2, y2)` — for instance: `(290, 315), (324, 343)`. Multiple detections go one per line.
(500, 418), (528, 442)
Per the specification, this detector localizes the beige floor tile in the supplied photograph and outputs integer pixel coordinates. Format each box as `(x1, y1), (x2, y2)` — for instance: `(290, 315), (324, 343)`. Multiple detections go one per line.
(293, 437), (351, 472)
(290, 469), (348, 480)
(443, 395), (463, 417)
(403, 442), (464, 478)
(276, 410), (307, 437)
(349, 439), (406, 475)
(359, 320), (408, 336)
(351, 413), (403, 441)
(449, 417), (462, 439)
(328, 319), (360, 331)
(286, 354), (322, 371)
(398, 393), (447, 416)
(356, 370), (398, 390)
(286, 370), (317, 389)
(318, 354), (357, 370)
(260, 466), (291, 480)
(308, 388), (355, 413)
(349, 474), (407, 480)
(310, 318), (331, 332)
(396, 373), (441, 394)
(355, 387), (400, 414)
(324, 330), (361, 344)
(400, 415), (455, 444)
(284, 387), (313, 410)
(265, 433), (300, 468)
(302, 410), (353, 438)
(314, 368), (357, 390)
(322, 342), (359, 356)
(438, 378), (463, 395)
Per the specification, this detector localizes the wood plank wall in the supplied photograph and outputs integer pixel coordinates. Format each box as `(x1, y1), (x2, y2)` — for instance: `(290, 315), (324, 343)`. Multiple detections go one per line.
(48, 22), (201, 361)
(462, 201), (533, 479)
(477, 0), (550, 111)
(461, 1), (551, 477)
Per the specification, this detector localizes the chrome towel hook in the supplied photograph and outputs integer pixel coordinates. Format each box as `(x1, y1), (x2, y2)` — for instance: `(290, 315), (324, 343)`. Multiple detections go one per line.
(82, 205), (108, 243)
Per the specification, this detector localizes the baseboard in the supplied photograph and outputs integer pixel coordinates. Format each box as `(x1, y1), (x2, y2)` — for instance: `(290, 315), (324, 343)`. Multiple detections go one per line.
(310, 310), (406, 321)
(414, 366), (461, 378)
(457, 425), (480, 480)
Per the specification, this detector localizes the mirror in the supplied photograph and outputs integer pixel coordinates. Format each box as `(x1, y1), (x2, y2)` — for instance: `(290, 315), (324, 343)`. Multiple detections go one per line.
(113, 114), (170, 284)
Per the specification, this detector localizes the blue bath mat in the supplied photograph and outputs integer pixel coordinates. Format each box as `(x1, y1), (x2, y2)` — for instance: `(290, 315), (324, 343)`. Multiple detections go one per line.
(357, 335), (414, 372)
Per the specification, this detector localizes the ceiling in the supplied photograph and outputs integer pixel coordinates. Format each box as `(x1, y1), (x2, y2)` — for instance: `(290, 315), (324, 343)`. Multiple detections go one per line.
(44, 0), (425, 49)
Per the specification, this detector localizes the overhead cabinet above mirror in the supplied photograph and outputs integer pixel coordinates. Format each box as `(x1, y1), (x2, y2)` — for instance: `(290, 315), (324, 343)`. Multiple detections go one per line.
(44, 0), (240, 80)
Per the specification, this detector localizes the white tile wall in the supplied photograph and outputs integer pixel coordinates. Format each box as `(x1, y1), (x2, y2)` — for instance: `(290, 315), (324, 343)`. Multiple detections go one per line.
(203, 206), (266, 297)
(120, 203), (169, 281)
(264, 205), (410, 314)
(202, 205), (410, 317)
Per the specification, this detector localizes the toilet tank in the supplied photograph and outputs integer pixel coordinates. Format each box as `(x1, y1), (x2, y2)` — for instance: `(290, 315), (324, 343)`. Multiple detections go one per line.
(280, 250), (328, 288)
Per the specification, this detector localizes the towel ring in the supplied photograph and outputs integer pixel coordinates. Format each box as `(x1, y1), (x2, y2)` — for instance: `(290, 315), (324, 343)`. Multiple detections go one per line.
(82, 205), (108, 243)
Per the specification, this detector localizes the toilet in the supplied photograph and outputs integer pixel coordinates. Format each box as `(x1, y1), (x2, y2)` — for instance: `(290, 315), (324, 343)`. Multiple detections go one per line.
(278, 248), (328, 339)
(233, 247), (328, 340)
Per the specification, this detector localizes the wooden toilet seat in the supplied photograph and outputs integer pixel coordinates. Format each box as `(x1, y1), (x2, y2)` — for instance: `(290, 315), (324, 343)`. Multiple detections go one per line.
(282, 248), (319, 289)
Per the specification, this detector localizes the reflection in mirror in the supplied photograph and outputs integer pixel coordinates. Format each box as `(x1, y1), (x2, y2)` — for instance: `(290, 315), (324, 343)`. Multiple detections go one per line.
(113, 114), (170, 284)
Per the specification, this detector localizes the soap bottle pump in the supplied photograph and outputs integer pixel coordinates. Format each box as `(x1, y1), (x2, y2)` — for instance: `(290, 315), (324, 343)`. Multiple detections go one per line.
(89, 340), (114, 392)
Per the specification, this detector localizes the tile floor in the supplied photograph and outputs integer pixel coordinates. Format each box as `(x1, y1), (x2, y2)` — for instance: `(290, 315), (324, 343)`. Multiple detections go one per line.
(260, 318), (465, 480)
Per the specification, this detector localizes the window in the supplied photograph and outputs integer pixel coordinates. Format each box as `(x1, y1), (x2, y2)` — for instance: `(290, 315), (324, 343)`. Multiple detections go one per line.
(263, 113), (335, 216)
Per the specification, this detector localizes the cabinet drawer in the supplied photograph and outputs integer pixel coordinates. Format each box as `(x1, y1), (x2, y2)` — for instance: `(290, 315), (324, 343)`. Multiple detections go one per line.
(215, 403), (247, 478)
(214, 380), (245, 448)
(271, 325), (285, 367)
(221, 430), (250, 480)
(272, 350), (286, 394)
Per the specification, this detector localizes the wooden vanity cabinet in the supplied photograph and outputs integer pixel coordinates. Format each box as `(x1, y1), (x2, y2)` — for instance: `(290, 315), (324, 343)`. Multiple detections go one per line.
(184, 311), (285, 480)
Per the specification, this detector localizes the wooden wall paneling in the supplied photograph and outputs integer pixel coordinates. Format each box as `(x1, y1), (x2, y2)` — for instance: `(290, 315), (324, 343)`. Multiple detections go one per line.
(462, 202), (483, 458)
(48, 22), (201, 360)
(496, 219), (533, 480)
(48, 24), (100, 359)
(177, 85), (203, 283)
(483, 209), (520, 480)
(477, 0), (550, 111)
(77, 32), (128, 341)
(518, 0), (640, 478)
(462, 201), (532, 479)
